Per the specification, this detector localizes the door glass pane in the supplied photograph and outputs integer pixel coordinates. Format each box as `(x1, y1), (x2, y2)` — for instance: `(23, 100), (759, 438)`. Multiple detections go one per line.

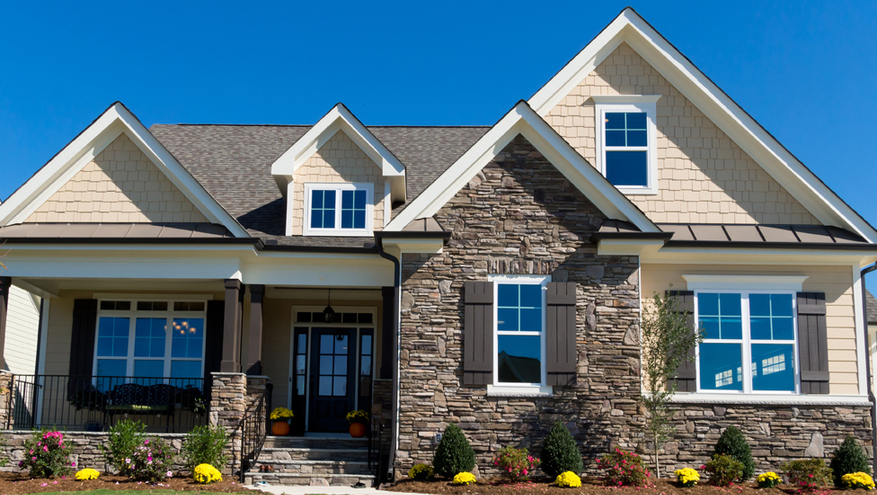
(296, 376), (306, 396)
(751, 343), (795, 392)
(297, 333), (307, 352)
(497, 335), (541, 384)
(699, 343), (743, 391)
(320, 356), (333, 374)
(361, 356), (371, 375)
(361, 335), (372, 354)
(296, 355), (306, 374)
(334, 356), (347, 375)
(335, 335), (348, 354)
(320, 335), (333, 354)
(332, 377), (347, 396)
(319, 376), (332, 396)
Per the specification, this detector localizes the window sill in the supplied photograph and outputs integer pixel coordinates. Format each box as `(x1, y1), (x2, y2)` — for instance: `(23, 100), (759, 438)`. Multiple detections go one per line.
(670, 393), (871, 407)
(486, 385), (553, 397)
(615, 185), (659, 195)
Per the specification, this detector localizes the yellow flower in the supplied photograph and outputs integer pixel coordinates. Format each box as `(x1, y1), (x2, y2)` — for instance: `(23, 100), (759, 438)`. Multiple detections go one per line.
(674, 468), (700, 487)
(843, 472), (875, 490)
(193, 463), (223, 484)
(757, 472), (782, 488)
(408, 463), (433, 480)
(555, 471), (582, 488)
(75, 468), (100, 481)
(269, 407), (294, 420)
(346, 410), (369, 424)
(453, 472), (476, 485)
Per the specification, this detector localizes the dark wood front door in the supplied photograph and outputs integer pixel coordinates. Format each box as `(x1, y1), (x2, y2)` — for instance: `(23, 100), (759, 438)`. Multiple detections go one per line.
(308, 328), (356, 432)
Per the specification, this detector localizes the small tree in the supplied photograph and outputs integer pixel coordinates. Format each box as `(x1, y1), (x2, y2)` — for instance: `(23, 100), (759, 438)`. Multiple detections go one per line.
(638, 291), (703, 476)
(831, 435), (871, 487)
(714, 426), (755, 481)
(433, 424), (475, 478)
(541, 422), (583, 478)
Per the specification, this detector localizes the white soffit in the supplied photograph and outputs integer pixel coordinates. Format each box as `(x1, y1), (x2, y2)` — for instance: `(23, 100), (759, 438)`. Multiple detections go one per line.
(385, 101), (659, 233)
(528, 8), (877, 244)
(0, 102), (250, 238)
(270, 104), (406, 201)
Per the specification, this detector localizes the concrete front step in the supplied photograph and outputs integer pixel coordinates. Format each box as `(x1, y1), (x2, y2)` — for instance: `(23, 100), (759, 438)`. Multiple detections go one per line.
(263, 435), (369, 450)
(259, 447), (369, 461)
(249, 458), (373, 476)
(245, 471), (375, 487)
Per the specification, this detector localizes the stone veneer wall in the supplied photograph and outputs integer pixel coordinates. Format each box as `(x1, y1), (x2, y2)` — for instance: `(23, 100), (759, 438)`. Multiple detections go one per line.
(396, 135), (642, 478)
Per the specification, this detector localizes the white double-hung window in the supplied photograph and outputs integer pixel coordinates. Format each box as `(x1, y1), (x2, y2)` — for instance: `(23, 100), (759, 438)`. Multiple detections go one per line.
(593, 95), (660, 194)
(491, 275), (549, 387)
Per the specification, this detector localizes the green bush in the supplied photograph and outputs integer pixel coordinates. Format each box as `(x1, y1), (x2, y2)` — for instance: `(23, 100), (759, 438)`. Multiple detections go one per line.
(713, 425), (755, 480)
(541, 422), (583, 478)
(433, 424), (475, 478)
(781, 458), (833, 492)
(19, 430), (72, 478)
(831, 435), (870, 487)
(181, 424), (230, 472)
(704, 454), (744, 486)
(100, 419), (146, 476)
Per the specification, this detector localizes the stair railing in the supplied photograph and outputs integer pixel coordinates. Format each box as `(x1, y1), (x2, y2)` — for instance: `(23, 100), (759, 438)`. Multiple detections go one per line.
(368, 417), (386, 487)
(238, 381), (273, 482)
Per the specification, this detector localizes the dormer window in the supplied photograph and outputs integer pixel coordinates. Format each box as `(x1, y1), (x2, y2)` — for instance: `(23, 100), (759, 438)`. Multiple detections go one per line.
(303, 183), (373, 236)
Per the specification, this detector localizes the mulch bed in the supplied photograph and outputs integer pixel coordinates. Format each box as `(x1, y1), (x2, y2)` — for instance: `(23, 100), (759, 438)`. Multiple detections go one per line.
(388, 477), (871, 495)
(0, 472), (248, 493)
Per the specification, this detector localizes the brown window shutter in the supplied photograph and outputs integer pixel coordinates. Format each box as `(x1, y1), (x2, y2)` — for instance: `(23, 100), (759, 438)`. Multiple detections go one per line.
(546, 282), (577, 386)
(67, 299), (98, 398)
(463, 282), (493, 385)
(797, 292), (829, 394)
(204, 300), (225, 384)
(666, 290), (696, 392)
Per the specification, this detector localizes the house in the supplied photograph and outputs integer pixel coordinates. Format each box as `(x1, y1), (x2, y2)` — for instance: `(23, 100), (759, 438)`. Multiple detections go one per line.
(0, 7), (874, 485)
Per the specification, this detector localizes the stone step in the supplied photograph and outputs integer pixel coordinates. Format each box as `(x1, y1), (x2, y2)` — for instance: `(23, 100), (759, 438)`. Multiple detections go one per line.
(249, 458), (373, 476)
(263, 435), (370, 450)
(259, 447), (370, 461)
(245, 471), (375, 487)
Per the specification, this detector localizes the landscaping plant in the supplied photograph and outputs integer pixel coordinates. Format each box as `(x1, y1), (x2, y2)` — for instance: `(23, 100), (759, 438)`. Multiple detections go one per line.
(181, 424), (229, 471)
(842, 472), (875, 490)
(540, 422), (583, 478)
(433, 423), (475, 478)
(193, 463), (223, 484)
(19, 429), (73, 478)
(757, 472), (782, 488)
(492, 446), (540, 481)
(596, 447), (651, 487)
(638, 291), (703, 475)
(408, 463), (433, 480)
(452, 472), (476, 485)
(127, 438), (174, 482)
(674, 467), (700, 487)
(75, 468), (100, 480)
(831, 435), (871, 487)
(101, 419), (146, 476)
(781, 459), (833, 493)
(704, 454), (744, 486)
(555, 471), (582, 488)
(714, 425), (756, 480)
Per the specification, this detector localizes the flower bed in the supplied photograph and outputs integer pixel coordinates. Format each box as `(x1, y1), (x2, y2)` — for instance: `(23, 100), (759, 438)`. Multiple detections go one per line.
(0, 472), (247, 493)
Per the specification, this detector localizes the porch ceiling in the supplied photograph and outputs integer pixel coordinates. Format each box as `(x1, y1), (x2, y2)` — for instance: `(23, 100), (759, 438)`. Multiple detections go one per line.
(15, 278), (227, 298)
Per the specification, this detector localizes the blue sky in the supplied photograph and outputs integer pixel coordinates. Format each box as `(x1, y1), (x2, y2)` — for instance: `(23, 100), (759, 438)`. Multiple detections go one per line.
(1, 0), (875, 232)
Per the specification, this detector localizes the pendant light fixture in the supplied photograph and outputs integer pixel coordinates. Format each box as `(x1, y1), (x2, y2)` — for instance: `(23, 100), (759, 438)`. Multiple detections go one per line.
(323, 289), (335, 323)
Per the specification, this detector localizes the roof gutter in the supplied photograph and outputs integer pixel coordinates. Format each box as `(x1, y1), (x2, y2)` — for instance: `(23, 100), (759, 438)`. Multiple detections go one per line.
(860, 263), (877, 477)
(377, 239), (401, 483)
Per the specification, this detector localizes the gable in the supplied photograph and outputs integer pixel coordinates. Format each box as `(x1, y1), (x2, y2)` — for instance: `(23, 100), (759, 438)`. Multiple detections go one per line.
(289, 130), (386, 235)
(25, 133), (209, 224)
(546, 42), (818, 225)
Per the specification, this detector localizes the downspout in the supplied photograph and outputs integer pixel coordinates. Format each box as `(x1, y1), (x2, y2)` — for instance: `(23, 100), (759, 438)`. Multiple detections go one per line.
(378, 240), (401, 483)
(859, 263), (877, 475)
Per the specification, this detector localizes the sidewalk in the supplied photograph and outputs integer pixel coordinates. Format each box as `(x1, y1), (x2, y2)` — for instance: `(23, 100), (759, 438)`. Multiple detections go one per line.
(246, 483), (426, 495)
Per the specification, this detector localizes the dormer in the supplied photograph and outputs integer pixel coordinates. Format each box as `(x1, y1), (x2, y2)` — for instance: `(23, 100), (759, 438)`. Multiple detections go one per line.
(271, 104), (406, 236)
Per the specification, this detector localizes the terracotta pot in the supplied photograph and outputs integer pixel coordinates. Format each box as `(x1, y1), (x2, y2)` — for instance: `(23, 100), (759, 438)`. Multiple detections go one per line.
(272, 420), (291, 436)
(349, 422), (367, 438)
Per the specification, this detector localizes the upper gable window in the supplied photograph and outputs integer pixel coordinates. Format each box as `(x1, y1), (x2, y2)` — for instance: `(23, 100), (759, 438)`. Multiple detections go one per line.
(594, 95), (660, 195)
(303, 183), (373, 236)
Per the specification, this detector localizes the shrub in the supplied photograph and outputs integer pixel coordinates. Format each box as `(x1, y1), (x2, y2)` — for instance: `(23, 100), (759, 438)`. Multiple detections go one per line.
(757, 472), (782, 488)
(704, 454), (744, 486)
(181, 424), (229, 471)
(492, 446), (540, 481)
(713, 426), (755, 481)
(75, 468), (100, 481)
(433, 424), (475, 478)
(674, 467), (700, 487)
(831, 435), (871, 487)
(452, 472), (476, 485)
(596, 447), (650, 487)
(408, 463), (433, 480)
(541, 422), (583, 478)
(781, 459), (833, 493)
(842, 472), (875, 490)
(555, 471), (582, 488)
(127, 438), (174, 482)
(19, 430), (73, 478)
(193, 463), (222, 484)
(101, 419), (146, 476)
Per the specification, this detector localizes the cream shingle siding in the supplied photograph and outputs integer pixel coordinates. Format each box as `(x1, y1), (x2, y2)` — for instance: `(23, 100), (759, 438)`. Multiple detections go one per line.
(25, 133), (209, 223)
(5, 286), (39, 375)
(546, 43), (818, 225)
(290, 130), (385, 236)
(641, 264), (858, 395)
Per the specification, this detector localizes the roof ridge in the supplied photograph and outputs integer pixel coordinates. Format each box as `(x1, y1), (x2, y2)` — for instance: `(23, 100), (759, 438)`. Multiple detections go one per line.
(153, 123), (493, 129)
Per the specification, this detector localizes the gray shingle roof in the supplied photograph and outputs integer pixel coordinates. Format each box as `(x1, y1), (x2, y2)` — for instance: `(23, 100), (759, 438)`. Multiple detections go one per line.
(149, 124), (488, 244)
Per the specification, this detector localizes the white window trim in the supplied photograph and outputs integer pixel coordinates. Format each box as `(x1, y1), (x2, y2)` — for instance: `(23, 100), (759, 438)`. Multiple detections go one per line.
(593, 95), (660, 195)
(93, 298), (207, 382)
(692, 287), (800, 396)
(488, 274), (551, 390)
(303, 182), (374, 236)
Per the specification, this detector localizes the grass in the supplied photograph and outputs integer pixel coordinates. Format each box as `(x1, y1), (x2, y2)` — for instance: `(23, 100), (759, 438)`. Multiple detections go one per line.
(35, 492), (233, 495)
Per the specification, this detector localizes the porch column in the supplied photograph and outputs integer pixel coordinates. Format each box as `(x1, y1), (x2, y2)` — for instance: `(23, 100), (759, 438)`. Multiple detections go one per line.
(221, 279), (245, 372)
(0, 277), (9, 367)
(246, 285), (265, 375)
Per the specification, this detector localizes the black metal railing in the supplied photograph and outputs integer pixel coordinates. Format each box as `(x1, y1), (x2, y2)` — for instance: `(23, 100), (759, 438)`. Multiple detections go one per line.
(368, 418), (386, 487)
(239, 381), (272, 482)
(10, 375), (209, 432)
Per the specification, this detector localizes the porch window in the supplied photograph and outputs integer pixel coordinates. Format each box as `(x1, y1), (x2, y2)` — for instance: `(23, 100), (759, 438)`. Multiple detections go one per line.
(303, 183), (373, 236)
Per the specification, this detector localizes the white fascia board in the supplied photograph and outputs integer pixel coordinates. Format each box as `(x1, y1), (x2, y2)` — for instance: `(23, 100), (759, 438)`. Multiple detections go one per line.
(681, 274), (808, 291)
(379, 238), (444, 254)
(529, 9), (877, 243)
(0, 103), (250, 238)
(386, 102), (658, 233)
(639, 246), (877, 266)
(270, 105), (406, 194)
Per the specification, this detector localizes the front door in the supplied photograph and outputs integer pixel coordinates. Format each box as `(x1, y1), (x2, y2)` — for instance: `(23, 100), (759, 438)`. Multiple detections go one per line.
(308, 328), (356, 432)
